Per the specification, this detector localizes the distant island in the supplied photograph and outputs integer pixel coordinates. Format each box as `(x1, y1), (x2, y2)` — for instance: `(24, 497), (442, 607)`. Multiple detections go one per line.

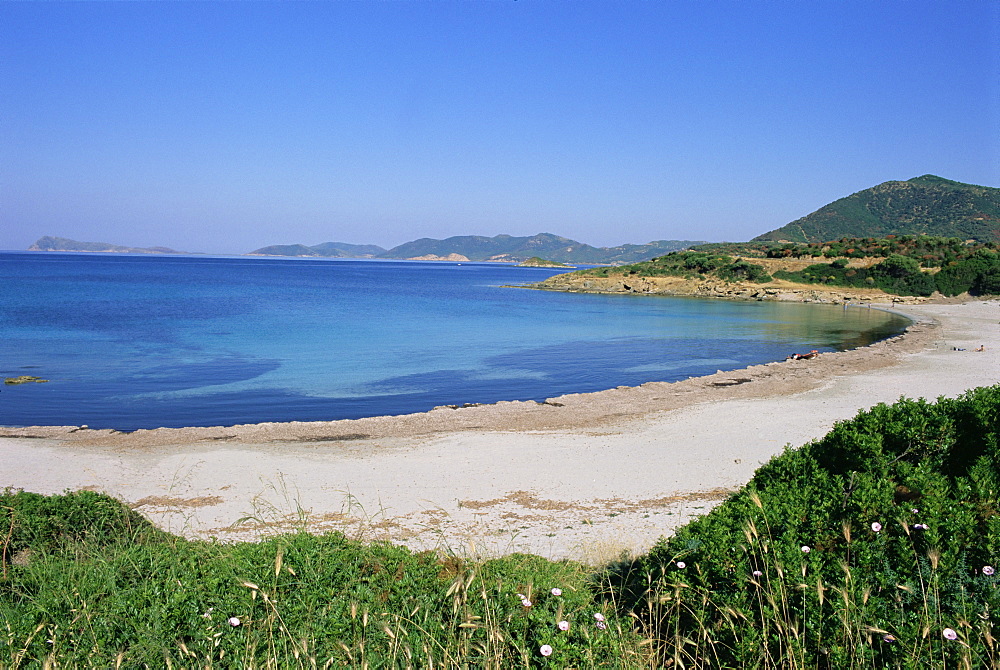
(28, 236), (187, 254)
(517, 257), (572, 268)
(249, 233), (703, 265)
(247, 242), (387, 258)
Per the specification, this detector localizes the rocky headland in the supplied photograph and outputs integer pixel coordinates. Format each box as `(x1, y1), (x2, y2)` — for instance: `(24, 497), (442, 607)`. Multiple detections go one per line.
(530, 272), (930, 304)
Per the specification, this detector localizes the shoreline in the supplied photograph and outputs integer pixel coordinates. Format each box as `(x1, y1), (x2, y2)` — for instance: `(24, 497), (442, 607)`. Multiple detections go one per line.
(1, 303), (925, 446)
(2, 299), (997, 563)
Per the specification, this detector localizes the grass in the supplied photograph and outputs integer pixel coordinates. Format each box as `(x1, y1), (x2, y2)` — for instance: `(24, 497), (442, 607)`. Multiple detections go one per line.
(4, 385), (1000, 667)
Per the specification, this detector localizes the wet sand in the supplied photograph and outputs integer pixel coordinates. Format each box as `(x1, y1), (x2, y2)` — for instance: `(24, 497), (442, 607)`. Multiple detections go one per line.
(2, 300), (997, 564)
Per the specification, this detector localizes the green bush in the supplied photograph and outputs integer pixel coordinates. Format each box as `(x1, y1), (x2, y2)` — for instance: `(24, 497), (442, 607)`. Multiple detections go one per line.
(616, 386), (1000, 667)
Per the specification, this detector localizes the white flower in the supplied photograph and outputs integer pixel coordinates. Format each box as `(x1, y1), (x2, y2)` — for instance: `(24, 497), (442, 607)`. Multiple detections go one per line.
(593, 613), (606, 622)
(539, 644), (553, 656)
(551, 587), (562, 596)
(871, 522), (882, 532)
(228, 617), (241, 627)
(521, 599), (532, 608)
(596, 620), (608, 630)
(557, 620), (570, 631)
(752, 570), (763, 577)
(943, 628), (958, 640)
(801, 545), (811, 553)
(984, 566), (995, 576)
(676, 561), (686, 569)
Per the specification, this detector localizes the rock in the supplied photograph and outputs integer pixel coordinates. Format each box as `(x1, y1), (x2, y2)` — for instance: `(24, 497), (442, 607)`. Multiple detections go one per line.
(4, 376), (49, 385)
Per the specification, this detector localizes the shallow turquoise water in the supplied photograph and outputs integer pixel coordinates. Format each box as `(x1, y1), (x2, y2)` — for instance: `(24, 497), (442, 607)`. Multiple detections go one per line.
(0, 252), (909, 430)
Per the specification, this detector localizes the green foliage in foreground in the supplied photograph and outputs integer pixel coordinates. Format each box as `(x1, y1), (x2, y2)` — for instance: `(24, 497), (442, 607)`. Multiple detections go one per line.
(616, 385), (1000, 668)
(0, 492), (636, 667)
(4, 386), (1000, 667)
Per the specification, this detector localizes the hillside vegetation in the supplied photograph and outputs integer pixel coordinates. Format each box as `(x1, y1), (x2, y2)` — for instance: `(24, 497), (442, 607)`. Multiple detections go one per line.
(569, 236), (1000, 298)
(753, 175), (1000, 244)
(5, 387), (1000, 667)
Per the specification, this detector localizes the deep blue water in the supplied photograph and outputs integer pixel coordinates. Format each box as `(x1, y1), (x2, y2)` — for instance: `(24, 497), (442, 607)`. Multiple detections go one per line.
(0, 252), (909, 430)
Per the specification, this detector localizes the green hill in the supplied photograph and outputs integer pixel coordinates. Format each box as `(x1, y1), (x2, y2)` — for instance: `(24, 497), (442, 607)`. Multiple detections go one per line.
(753, 175), (1000, 243)
(380, 233), (702, 263)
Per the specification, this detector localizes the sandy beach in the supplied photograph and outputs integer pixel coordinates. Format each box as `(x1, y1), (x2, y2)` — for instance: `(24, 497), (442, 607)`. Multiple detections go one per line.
(2, 299), (997, 564)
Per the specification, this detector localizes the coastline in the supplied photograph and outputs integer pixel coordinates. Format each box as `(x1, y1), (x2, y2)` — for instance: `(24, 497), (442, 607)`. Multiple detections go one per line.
(527, 272), (932, 304)
(2, 299), (997, 563)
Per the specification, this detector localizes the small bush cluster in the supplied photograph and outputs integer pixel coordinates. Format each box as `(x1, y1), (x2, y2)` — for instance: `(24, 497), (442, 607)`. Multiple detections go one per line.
(580, 252), (771, 284)
(774, 249), (1000, 297)
(616, 385), (1000, 667)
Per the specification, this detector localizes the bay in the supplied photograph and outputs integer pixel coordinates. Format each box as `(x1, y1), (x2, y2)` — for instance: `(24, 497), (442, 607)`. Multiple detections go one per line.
(0, 252), (909, 431)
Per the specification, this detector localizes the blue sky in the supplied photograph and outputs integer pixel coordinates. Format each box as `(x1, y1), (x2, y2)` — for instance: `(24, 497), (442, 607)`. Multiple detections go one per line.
(2, 1), (997, 254)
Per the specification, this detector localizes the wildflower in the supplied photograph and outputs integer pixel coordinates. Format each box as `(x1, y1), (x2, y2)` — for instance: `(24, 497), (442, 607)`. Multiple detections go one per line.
(911, 508), (919, 514)
(539, 644), (553, 656)
(593, 613), (606, 622)
(943, 628), (958, 640)
(871, 522), (883, 533)
(883, 634), (897, 643)
(521, 599), (532, 608)
(596, 620), (608, 630)
(752, 570), (763, 577)
(201, 608), (214, 619)
(228, 617), (241, 627)
(984, 566), (996, 576)
(801, 545), (811, 553)
(913, 523), (929, 530)
(551, 587), (562, 596)
(558, 620), (570, 631)
(676, 561), (686, 569)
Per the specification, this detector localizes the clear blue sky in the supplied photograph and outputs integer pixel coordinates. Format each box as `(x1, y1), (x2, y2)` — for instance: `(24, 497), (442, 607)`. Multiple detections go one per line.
(2, 1), (997, 254)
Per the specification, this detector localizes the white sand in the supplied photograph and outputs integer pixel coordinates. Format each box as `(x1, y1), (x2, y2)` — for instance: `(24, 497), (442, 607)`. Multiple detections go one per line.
(2, 300), (997, 564)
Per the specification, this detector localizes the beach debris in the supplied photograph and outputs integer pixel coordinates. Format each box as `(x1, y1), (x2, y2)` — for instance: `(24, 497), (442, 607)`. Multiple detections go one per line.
(711, 378), (752, 387)
(785, 350), (820, 361)
(4, 375), (48, 385)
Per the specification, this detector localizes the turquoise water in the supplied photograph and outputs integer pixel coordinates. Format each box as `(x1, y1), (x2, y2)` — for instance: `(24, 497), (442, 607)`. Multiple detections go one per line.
(0, 252), (909, 430)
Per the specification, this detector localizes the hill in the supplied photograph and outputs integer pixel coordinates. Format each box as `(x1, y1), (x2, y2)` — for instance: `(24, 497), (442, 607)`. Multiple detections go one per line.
(248, 242), (387, 258)
(29, 236), (185, 254)
(753, 175), (1000, 243)
(379, 233), (702, 263)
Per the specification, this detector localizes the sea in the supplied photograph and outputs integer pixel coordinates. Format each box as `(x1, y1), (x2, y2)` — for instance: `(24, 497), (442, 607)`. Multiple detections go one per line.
(0, 252), (910, 431)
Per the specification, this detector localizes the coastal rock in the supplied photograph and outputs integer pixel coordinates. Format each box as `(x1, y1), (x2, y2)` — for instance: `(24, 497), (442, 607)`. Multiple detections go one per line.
(4, 375), (49, 385)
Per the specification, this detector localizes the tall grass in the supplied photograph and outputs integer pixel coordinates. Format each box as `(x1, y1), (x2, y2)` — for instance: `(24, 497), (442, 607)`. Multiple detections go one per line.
(4, 385), (1000, 667)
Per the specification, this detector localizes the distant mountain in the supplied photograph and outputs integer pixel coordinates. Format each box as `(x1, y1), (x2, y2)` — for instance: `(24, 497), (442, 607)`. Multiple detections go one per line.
(29, 236), (184, 254)
(379, 233), (702, 263)
(753, 175), (1000, 244)
(248, 242), (387, 258)
(308, 242), (387, 257)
